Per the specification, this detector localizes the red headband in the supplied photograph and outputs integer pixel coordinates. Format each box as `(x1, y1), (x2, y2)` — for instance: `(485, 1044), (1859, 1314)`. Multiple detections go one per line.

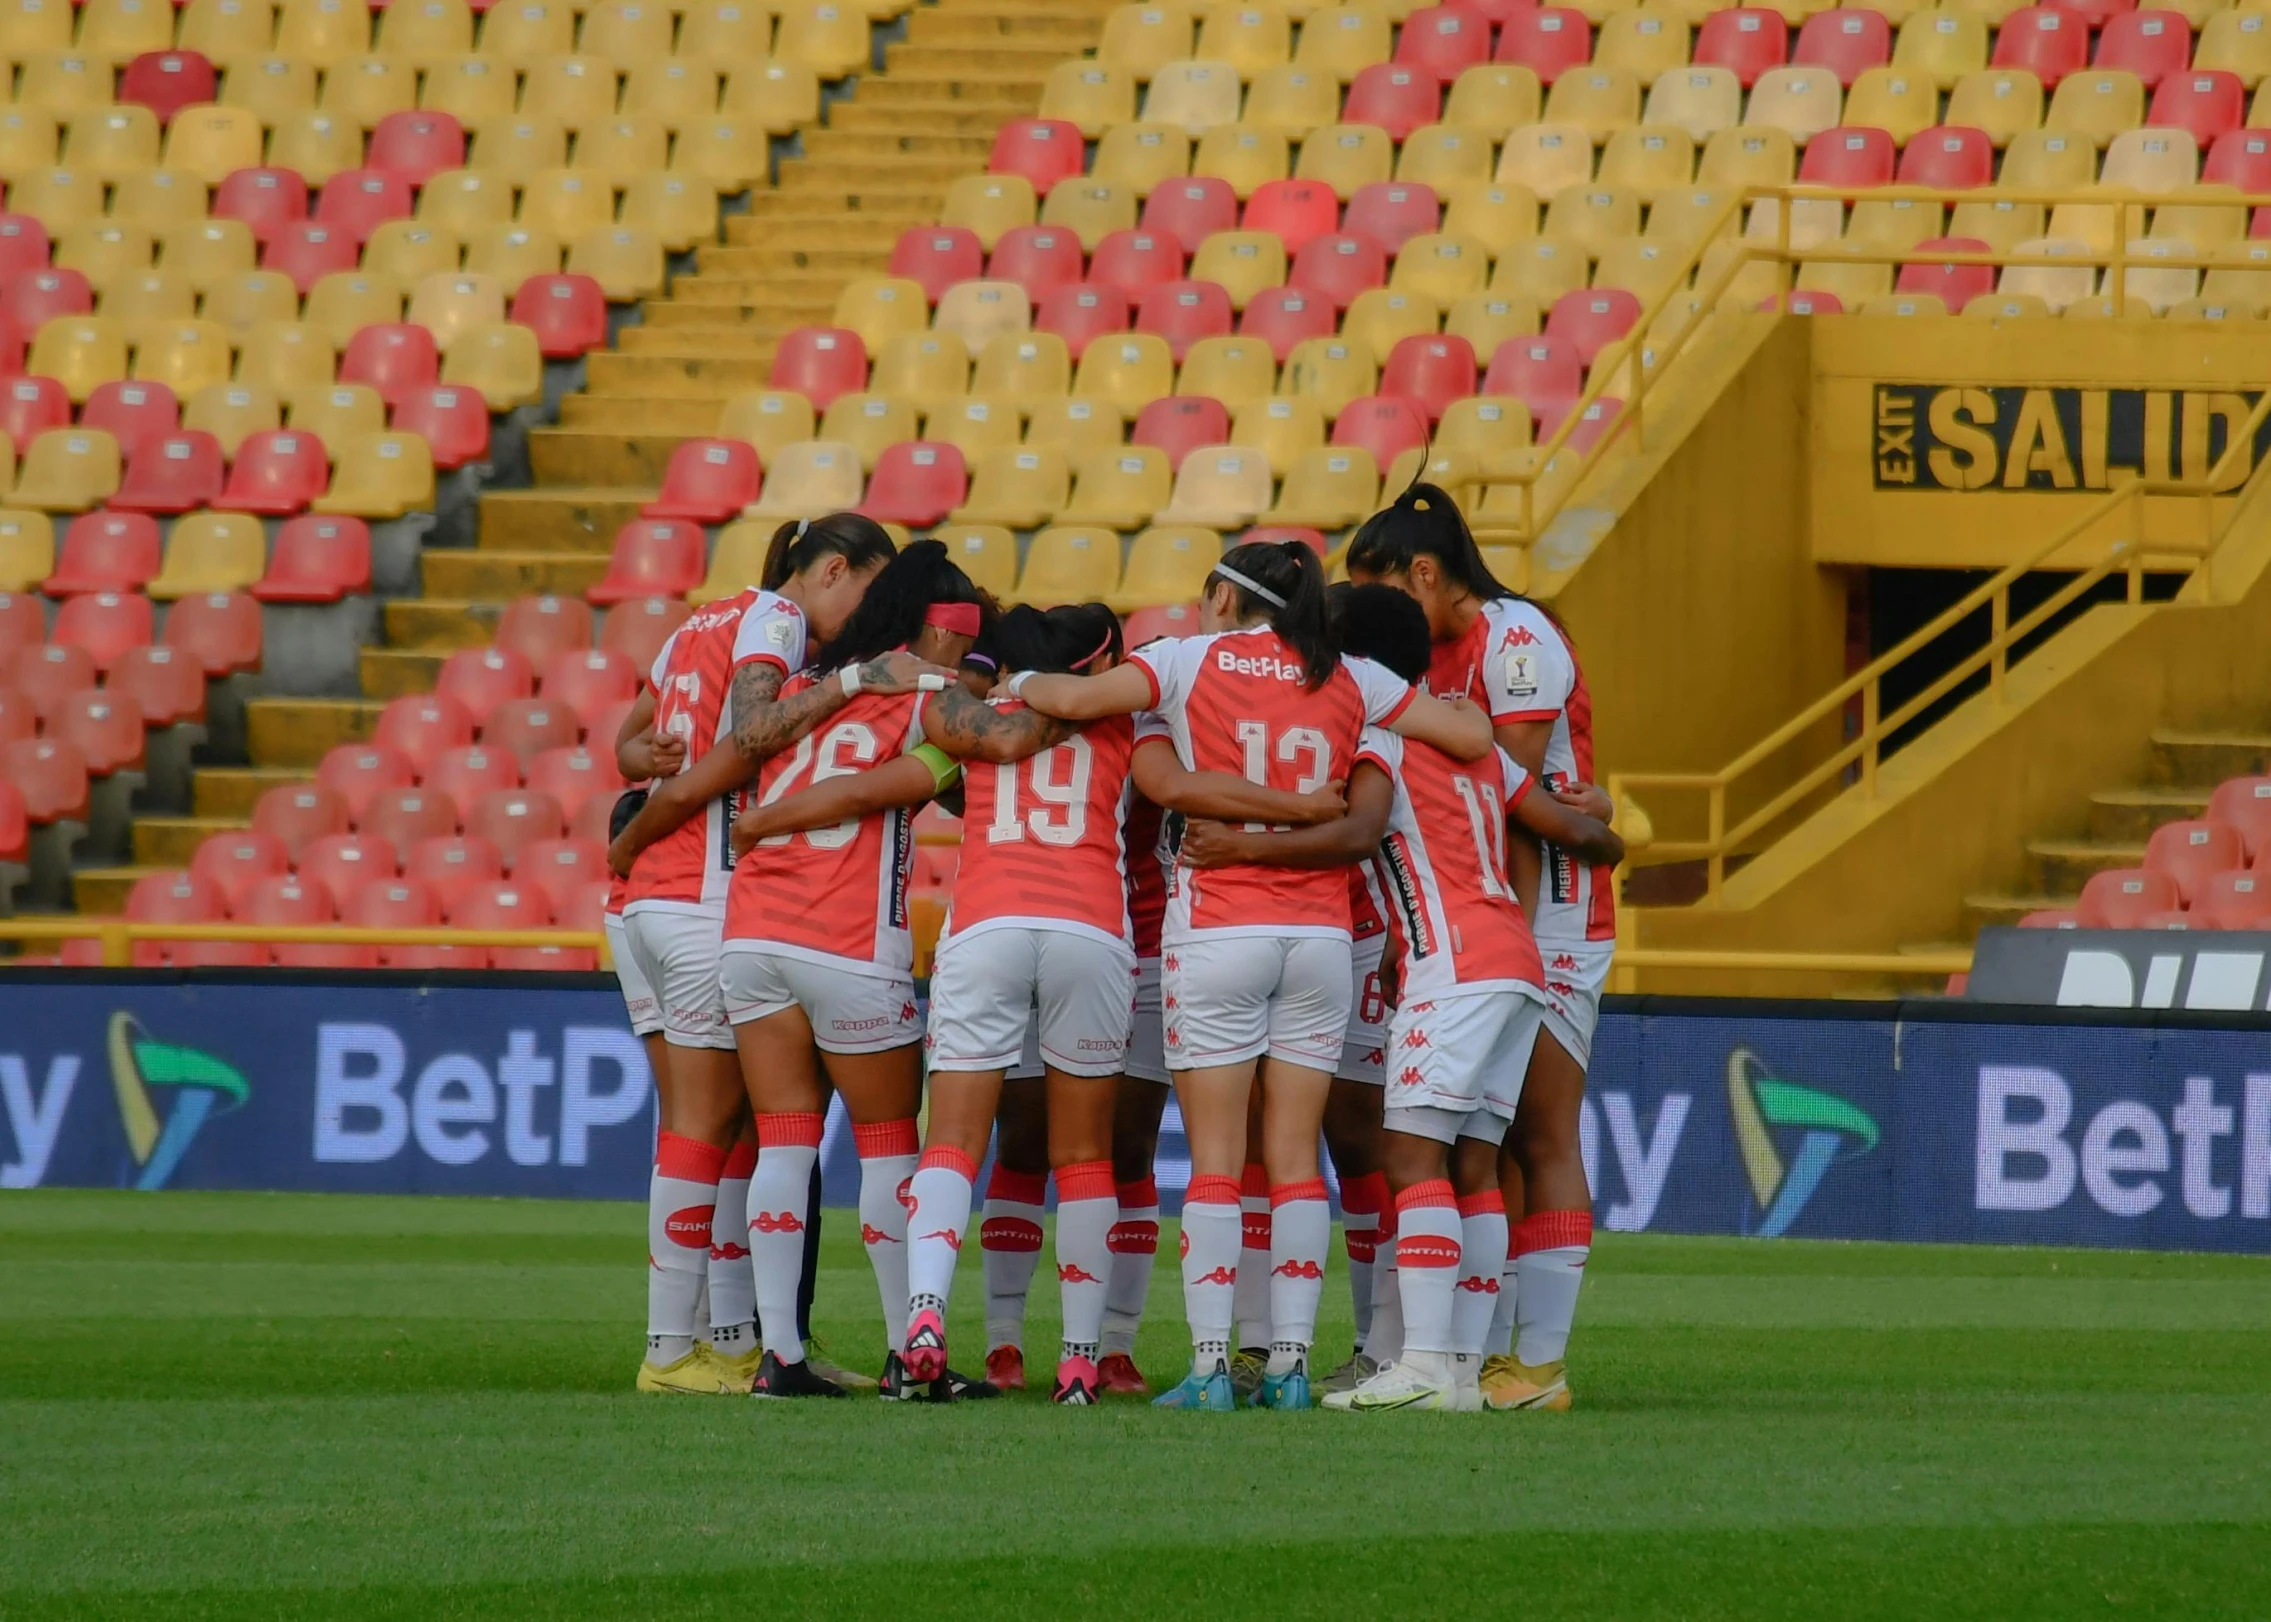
(925, 602), (981, 636)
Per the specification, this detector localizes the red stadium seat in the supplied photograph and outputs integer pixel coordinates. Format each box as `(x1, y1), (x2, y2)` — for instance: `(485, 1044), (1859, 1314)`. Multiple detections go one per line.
(264, 223), (362, 293)
(515, 836), (608, 914)
(1088, 229), (1188, 305)
(1486, 336), (1585, 424)
(252, 782), (351, 860)
(162, 590), (262, 677)
(315, 169), (415, 244)
(2095, 10), (2188, 87)
(2145, 819), (2244, 904)
(375, 692), (476, 775)
(2076, 867), (2178, 927)
(1695, 9), (1787, 87)
(1898, 127), (1997, 188)
(367, 112), (465, 186)
(1550, 396), (1624, 454)
(568, 783), (619, 845)
(406, 833), (507, 906)
(589, 518), (707, 606)
(298, 831), (398, 913)
(1133, 396), (1232, 472)
(526, 744), (622, 824)
(1036, 284), (1133, 359)
(496, 593), (593, 667)
(0, 216), (51, 279)
(122, 51), (220, 122)
(1496, 8), (1592, 83)
(318, 743), (418, 824)
(1122, 601), (1203, 643)
(988, 226), (1089, 305)
(1991, 9), (2089, 90)
(1545, 289), (1641, 366)
(81, 381), (180, 461)
(242, 873), (372, 969)
(0, 688), (32, 745)
(1144, 181), (1239, 250)
(643, 438), (762, 524)
(113, 431), (227, 517)
(46, 512), (162, 596)
(49, 687), (144, 775)
(0, 778), (22, 864)
(2148, 73), (2245, 148)
(1289, 233), (1388, 309)
(1331, 396), (1430, 468)
(1799, 128), (1898, 187)
(1136, 280), (1235, 361)
(339, 324), (440, 407)
(2046, 0), (2135, 21)
(990, 119), (1087, 194)
(892, 226), (986, 303)
(191, 829), (292, 915)
(391, 386), (489, 471)
(425, 743), (522, 811)
(599, 595), (690, 672)
(1244, 181), (1344, 257)
(2192, 870), (2271, 930)
(481, 696), (581, 767)
(435, 646), (535, 726)
(3, 735), (86, 824)
(361, 785), (458, 849)
(108, 644), (206, 727)
(54, 591), (155, 672)
(557, 878), (609, 934)
(2203, 130), (2271, 191)
(1240, 286), (1337, 361)
(1345, 64), (1444, 141)
(859, 441), (967, 528)
(213, 168), (311, 245)
(1344, 183), (1441, 255)
(5, 271), (92, 333)
(1793, 9), (1890, 86)
(0, 376), (71, 446)
(252, 515), (371, 603)
(13, 643), (96, 717)
(1380, 334), (1477, 422)
(455, 879), (580, 971)
(1778, 290), (1848, 313)
(2206, 775), (2271, 860)
(343, 876), (465, 970)
(126, 868), (226, 967)
(768, 327), (869, 412)
(510, 274), (609, 359)
(466, 788), (566, 869)
(1897, 238), (1996, 307)
(2018, 907), (2080, 928)
(1397, 5), (1492, 82)
(0, 590), (42, 663)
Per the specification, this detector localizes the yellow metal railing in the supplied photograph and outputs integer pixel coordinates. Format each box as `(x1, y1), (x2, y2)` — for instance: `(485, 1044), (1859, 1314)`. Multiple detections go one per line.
(0, 919), (611, 969)
(1613, 946), (1971, 979)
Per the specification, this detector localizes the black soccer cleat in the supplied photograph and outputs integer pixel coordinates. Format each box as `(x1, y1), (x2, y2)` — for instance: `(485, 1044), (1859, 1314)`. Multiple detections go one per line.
(749, 1350), (848, 1399)
(936, 1365), (1002, 1401)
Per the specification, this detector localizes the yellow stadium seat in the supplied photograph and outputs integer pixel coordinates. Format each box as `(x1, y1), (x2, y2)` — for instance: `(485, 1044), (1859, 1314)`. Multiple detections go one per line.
(2103, 237), (2195, 313)
(1016, 525), (1123, 604)
(1193, 123), (1291, 198)
(2000, 129), (2098, 190)
(0, 510), (52, 592)
(17, 170), (106, 239)
(31, 316), (127, 401)
(2060, 292), (2152, 321)
(1949, 197), (2047, 252)
(1697, 237), (1785, 307)
(1958, 292), (2046, 318)
(1700, 125), (1795, 187)
(224, 54), (320, 130)
(311, 430), (435, 518)
(1074, 332), (1176, 419)
(1794, 258), (1891, 303)
(324, 55), (418, 128)
(833, 274), (931, 353)
(2045, 69), (2146, 149)
(1294, 5), (1392, 81)
(422, 56), (518, 125)
(1742, 67), (1842, 144)
(1544, 67), (1644, 143)
(149, 510), (266, 598)
(2100, 127), (2198, 193)
(680, 1), (776, 66)
(2152, 191), (2245, 247)
(1294, 122), (1395, 197)
(717, 389), (818, 460)
(237, 320), (336, 394)
(1397, 124), (1496, 190)
(1444, 64), (1543, 136)
(1196, 6), (1291, 78)
(1438, 396), (1531, 465)
(774, 3), (870, 81)
(0, 0), (71, 54)
(17, 52), (112, 118)
(932, 280), (1031, 355)
(1596, 10), (1691, 84)
(972, 331), (1069, 412)
(518, 169), (616, 240)
(1110, 524), (1220, 609)
(58, 222), (153, 288)
(1893, 9), (1988, 89)
(288, 381), (387, 446)
(940, 174), (1036, 252)
(203, 270), (300, 338)
(1445, 292), (1541, 354)
(931, 523), (1019, 599)
(1189, 230), (1287, 307)
(2197, 9), (2271, 88)
(363, 221), (462, 287)
(1231, 394), (1326, 475)
(268, 111), (364, 186)
(1177, 334), (1277, 411)
(579, 0), (674, 62)
(875, 332), (972, 417)
(621, 60), (722, 130)
(1645, 184), (1739, 247)
(1099, 4), (1196, 83)
(0, 110), (59, 177)
(1145, 59), (1246, 135)
(439, 321), (540, 410)
(418, 168), (515, 235)
(14, 426), (120, 511)
(1944, 68), (2044, 146)
(377, 0), (474, 63)
(1492, 237), (1589, 303)
(1341, 288), (1441, 366)
(1846, 197), (1944, 252)
(407, 270), (505, 350)
(1093, 122), (1194, 195)
(1842, 67), (1938, 144)
(1062, 447), (1171, 529)
(567, 225), (664, 300)
(275, 0), (370, 64)
(820, 392), (919, 470)
(472, 118), (573, 185)
(1388, 231), (1489, 300)
(1265, 444), (1377, 528)
(1999, 237), (2098, 311)
(1643, 64), (1743, 143)
(183, 381), (283, 454)
(111, 169), (210, 232)
(1041, 61), (1138, 137)
(951, 445), (1069, 528)
(523, 55), (621, 132)
(2165, 297), (2261, 323)
(1277, 335), (1374, 417)
(2200, 242), (2271, 309)
(576, 118), (672, 186)
(1544, 185), (1644, 259)
(692, 518), (770, 605)
(303, 272), (404, 347)
(1042, 181), (1140, 252)
(1598, 125), (1696, 199)
(1746, 194), (1842, 251)
(78, 0), (174, 58)
(1442, 180), (1540, 255)
(669, 117), (770, 191)
(1025, 396), (1126, 463)
(480, 0), (574, 57)
(133, 319), (232, 394)
(62, 107), (159, 180)
(1593, 235), (1686, 299)
(1496, 125), (1595, 194)
(925, 396), (1021, 461)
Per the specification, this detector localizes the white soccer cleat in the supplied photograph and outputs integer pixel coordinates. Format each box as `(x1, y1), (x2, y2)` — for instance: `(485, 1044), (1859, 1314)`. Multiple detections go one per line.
(1321, 1355), (1454, 1412)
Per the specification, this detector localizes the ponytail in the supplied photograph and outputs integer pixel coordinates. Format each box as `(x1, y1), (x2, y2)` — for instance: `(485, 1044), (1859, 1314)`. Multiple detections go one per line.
(1209, 538), (1337, 691)
(1345, 481), (1515, 605)
(987, 601), (1124, 676)
(814, 537), (994, 672)
(759, 511), (896, 593)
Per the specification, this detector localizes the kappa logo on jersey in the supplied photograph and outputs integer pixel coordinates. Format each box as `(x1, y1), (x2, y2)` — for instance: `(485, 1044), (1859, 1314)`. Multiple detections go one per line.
(1362, 1048), (1385, 1067)
(1395, 1066), (1426, 1088)
(860, 1223), (899, 1245)
(1399, 1028), (1430, 1050)
(710, 1240), (749, 1262)
(1408, 1000), (1436, 1015)
(1190, 1265), (1238, 1286)
(1056, 1262), (1103, 1284)
(1550, 953), (1580, 972)
(1497, 625), (1541, 650)
(664, 1206), (713, 1247)
(1163, 953), (1180, 972)
(918, 1228), (964, 1251)
(1454, 1274), (1501, 1295)
(1163, 992), (1178, 1011)
(1165, 1025), (1182, 1047)
(1270, 1258), (1324, 1280)
(1379, 832), (1438, 958)
(1546, 979), (1578, 998)
(750, 1210), (804, 1234)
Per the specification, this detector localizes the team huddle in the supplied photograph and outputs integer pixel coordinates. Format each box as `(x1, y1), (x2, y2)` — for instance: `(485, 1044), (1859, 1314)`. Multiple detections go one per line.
(602, 484), (1621, 1413)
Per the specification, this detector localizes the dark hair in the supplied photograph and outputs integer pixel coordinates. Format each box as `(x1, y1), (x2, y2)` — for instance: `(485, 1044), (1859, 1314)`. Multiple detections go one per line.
(1208, 538), (1336, 691)
(813, 537), (993, 671)
(1344, 481), (1515, 604)
(986, 602), (1124, 676)
(759, 511), (897, 592)
(1329, 582), (1431, 685)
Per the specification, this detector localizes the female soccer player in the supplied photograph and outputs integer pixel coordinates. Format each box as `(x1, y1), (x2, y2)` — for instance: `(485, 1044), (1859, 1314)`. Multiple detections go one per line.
(1011, 539), (1494, 1411)
(1345, 484), (1614, 1412)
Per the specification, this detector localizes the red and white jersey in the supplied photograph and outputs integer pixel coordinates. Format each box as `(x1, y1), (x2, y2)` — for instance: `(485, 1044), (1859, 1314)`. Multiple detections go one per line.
(723, 678), (929, 977)
(605, 667), (660, 920)
(1131, 627), (1413, 942)
(1126, 710), (1173, 959)
(944, 707), (1136, 950)
(625, 588), (810, 915)
(1360, 729), (1544, 1002)
(1424, 595), (1612, 945)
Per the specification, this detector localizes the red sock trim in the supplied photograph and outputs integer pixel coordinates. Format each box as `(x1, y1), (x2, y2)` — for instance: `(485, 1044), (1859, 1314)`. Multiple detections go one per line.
(655, 1131), (727, 1183)
(1269, 1177), (1328, 1208)
(1514, 1209), (1594, 1255)
(986, 1165), (1049, 1206)
(1457, 1189), (1506, 1219)
(720, 1140), (757, 1180)
(1393, 1178), (1457, 1214)
(853, 1118), (919, 1159)
(1341, 1170), (1386, 1217)
(756, 1112), (824, 1149)
(1055, 1159), (1116, 1203)
(917, 1144), (977, 1181)
(1186, 1172), (1242, 1207)
(1239, 1162), (1268, 1199)
(1116, 1175), (1159, 1209)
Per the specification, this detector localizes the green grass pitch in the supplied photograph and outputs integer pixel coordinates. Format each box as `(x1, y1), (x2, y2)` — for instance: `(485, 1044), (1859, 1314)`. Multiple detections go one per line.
(3, 1190), (2267, 1620)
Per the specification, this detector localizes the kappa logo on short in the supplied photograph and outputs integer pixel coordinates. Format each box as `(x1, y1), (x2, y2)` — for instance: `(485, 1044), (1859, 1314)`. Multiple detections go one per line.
(899, 1001), (918, 1023)
(1407, 1000), (1436, 1015)
(1363, 1048), (1384, 1066)
(1163, 992), (1179, 1011)
(918, 1228), (964, 1250)
(1400, 1028), (1430, 1050)
(1270, 1258), (1323, 1280)
(1165, 1026), (1182, 1047)
(1546, 979), (1578, 997)
(664, 1206), (713, 1247)
(1395, 1066), (1425, 1088)
(860, 1223), (899, 1245)
(1056, 1262), (1103, 1284)
(1163, 953), (1180, 972)
(1550, 953), (1580, 972)
(750, 1210), (804, 1234)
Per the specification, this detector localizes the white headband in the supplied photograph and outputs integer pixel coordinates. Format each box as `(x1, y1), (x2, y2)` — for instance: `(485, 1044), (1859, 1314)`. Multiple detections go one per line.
(1212, 564), (1286, 609)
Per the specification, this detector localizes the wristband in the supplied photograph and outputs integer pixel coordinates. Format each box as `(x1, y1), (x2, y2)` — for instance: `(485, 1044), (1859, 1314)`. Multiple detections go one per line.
(916, 673), (951, 691)
(839, 664), (863, 697)
(1003, 671), (1032, 698)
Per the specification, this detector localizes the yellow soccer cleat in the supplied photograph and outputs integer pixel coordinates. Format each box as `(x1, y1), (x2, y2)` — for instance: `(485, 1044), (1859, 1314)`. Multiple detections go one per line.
(637, 1347), (734, 1395)
(1478, 1354), (1571, 1412)
(706, 1342), (764, 1393)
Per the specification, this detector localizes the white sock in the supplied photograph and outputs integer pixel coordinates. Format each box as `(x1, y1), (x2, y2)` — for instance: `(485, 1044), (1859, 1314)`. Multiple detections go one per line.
(1053, 1160), (1115, 1361)
(1363, 1200), (1403, 1366)
(855, 1120), (919, 1352)
(1487, 1253), (1519, 1357)
(707, 1141), (757, 1344)
(1265, 1177), (1329, 1375)
(1452, 1191), (1508, 1358)
(1392, 1180), (1462, 1356)
(1102, 1175), (1159, 1357)
(1514, 1211), (1593, 1367)
(1234, 1162), (1270, 1350)
(749, 1113), (821, 1364)
(905, 1145), (977, 1323)
(1341, 1170), (1385, 1348)
(646, 1131), (723, 1363)
(1180, 1172), (1241, 1369)
(980, 1164), (1047, 1353)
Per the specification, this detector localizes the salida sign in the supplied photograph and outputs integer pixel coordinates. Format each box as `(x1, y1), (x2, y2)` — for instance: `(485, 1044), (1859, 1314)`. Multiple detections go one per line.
(1871, 384), (2270, 492)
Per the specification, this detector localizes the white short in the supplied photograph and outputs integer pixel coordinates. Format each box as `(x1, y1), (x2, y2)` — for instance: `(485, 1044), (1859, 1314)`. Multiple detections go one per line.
(1337, 932), (1390, 1085)
(720, 946), (922, 1055)
(606, 912), (661, 1037)
(1382, 988), (1545, 1145)
(1537, 937), (1614, 1068)
(927, 926), (1137, 1079)
(1005, 954), (1166, 1084)
(623, 906), (732, 1051)
(1161, 934), (1353, 1073)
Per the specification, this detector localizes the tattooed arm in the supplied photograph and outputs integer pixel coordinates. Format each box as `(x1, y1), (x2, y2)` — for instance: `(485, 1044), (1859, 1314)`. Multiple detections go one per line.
(729, 649), (957, 763)
(920, 684), (1075, 764)
(1177, 760), (1394, 870)
(605, 738), (757, 877)
(730, 754), (941, 854)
